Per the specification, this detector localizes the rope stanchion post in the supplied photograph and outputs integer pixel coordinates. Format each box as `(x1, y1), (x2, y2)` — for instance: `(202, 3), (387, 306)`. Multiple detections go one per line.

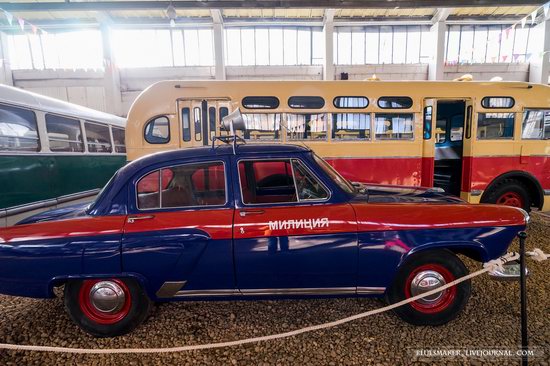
(518, 231), (528, 366)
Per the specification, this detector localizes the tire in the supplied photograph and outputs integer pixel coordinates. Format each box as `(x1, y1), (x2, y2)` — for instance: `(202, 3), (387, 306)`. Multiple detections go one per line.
(64, 277), (152, 337)
(482, 178), (532, 212)
(386, 250), (471, 326)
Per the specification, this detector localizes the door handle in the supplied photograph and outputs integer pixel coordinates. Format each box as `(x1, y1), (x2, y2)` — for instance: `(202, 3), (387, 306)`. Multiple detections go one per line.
(239, 209), (265, 217)
(127, 215), (155, 223)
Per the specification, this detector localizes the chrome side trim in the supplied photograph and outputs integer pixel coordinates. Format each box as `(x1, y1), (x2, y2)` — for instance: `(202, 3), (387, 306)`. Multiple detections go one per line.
(357, 287), (386, 295)
(0, 189), (99, 218)
(470, 190), (483, 196)
(174, 289), (240, 298)
(240, 287), (356, 296)
(156, 281), (187, 298)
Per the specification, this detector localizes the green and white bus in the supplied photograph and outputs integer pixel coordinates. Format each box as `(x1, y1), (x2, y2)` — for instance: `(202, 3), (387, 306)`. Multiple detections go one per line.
(0, 85), (126, 226)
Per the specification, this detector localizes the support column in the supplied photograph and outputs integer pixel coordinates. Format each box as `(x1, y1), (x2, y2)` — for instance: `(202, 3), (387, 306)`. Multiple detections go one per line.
(529, 18), (550, 84)
(323, 9), (336, 81)
(211, 9), (226, 80)
(428, 21), (446, 80)
(0, 32), (14, 86)
(100, 24), (123, 116)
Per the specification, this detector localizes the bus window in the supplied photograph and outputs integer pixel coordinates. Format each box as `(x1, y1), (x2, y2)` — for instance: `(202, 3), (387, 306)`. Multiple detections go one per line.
(374, 113), (414, 140)
(182, 108), (191, 142)
(219, 107), (229, 122)
(423, 106), (432, 140)
(378, 97), (413, 109)
(481, 97), (514, 109)
(112, 127), (126, 153)
(45, 114), (84, 153)
(193, 107), (201, 141)
(333, 97), (369, 109)
(286, 113), (327, 140)
(332, 113), (371, 140)
(0, 103), (39, 152)
(85, 122), (113, 153)
(522, 110), (550, 139)
(477, 113), (515, 140)
(242, 113), (281, 141)
(145, 116), (170, 144)
(288, 96), (325, 109)
(242, 96), (280, 109)
(209, 107), (216, 141)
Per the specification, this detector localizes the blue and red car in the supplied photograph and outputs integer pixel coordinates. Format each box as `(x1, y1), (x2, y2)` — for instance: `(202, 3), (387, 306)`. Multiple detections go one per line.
(0, 144), (528, 337)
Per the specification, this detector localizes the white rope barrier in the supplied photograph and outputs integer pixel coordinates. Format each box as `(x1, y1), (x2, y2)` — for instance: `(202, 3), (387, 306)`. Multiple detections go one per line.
(0, 250), (547, 355)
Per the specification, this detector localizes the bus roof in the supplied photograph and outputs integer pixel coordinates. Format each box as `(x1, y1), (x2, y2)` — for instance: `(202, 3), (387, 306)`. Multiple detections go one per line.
(0, 84), (126, 127)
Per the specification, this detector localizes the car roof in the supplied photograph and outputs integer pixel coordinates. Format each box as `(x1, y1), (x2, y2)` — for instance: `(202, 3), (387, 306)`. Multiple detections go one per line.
(130, 143), (311, 166)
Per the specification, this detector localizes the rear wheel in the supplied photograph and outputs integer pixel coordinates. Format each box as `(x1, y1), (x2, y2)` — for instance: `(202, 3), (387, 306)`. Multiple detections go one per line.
(64, 277), (151, 337)
(386, 250), (471, 326)
(482, 178), (532, 211)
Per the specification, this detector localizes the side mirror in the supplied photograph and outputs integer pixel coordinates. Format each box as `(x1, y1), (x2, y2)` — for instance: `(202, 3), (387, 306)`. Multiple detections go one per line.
(221, 108), (245, 133)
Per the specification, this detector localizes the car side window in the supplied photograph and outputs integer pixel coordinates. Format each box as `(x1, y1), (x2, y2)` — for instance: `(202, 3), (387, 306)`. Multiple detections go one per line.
(136, 161), (226, 210)
(238, 159), (328, 205)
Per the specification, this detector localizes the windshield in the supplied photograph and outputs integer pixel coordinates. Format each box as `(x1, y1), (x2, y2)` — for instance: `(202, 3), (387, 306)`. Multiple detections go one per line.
(312, 154), (355, 194)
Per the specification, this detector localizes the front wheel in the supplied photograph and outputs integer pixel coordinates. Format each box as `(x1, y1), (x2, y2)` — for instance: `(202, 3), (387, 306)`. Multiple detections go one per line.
(64, 277), (152, 337)
(386, 250), (471, 326)
(482, 178), (532, 212)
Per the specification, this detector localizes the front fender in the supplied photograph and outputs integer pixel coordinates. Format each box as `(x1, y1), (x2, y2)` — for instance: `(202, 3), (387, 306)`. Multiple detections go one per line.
(403, 241), (490, 264)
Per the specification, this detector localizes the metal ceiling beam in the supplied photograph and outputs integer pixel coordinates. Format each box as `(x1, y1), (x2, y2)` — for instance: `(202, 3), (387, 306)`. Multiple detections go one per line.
(431, 8), (452, 23)
(2, 1), (546, 12)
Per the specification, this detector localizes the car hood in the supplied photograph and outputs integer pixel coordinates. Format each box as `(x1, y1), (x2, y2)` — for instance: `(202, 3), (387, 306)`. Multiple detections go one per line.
(352, 183), (464, 204)
(16, 202), (91, 225)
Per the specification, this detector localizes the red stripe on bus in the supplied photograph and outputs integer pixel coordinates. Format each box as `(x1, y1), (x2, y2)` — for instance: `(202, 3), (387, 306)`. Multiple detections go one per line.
(421, 157), (434, 187)
(326, 157), (423, 187)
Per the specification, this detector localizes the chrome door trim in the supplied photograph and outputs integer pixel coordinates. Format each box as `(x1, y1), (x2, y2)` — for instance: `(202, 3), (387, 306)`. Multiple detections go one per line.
(240, 287), (356, 296)
(356, 286), (386, 295)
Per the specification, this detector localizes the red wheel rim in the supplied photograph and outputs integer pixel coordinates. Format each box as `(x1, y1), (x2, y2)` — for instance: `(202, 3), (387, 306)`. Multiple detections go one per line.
(404, 264), (456, 314)
(496, 191), (524, 208)
(78, 279), (132, 325)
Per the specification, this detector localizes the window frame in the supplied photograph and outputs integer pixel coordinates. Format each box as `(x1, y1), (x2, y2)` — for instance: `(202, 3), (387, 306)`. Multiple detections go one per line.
(521, 108), (550, 140)
(242, 96), (280, 109)
(480, 97), (515, 109)
(135, 159), (228, 212)
(288, 96), (325, 109)
(476, 112), (515, 140)
(237, 157), (331, 207)
(0, 102), (41, 153)
(373, 113), (415, 141)
(144, 115), (171, 145)
(44, 113), (84, 153)
(111, 126), (126, 154)
(377, 96), (413, 109)
(84, 120), (113, 153)
(333, 96), (369, 109)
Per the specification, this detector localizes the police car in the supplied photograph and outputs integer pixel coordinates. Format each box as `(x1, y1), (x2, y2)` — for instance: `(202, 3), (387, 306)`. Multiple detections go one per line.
(0, 142), (527, 337)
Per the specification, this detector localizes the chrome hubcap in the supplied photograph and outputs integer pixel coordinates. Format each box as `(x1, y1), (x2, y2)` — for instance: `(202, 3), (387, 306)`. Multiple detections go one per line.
(410, 270), (446, 305)
(89, 281), (126, 313)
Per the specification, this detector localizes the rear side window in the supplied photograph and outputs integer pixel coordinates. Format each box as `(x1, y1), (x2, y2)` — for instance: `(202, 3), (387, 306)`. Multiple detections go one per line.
(45, 114), (83, 152)
(112, 127), (126, 153)
(0, 103), (40, 152)
(481, 97), (514, 109)
(288, 96), (325, 109)
(145, 116), (170, 144)
(477, 113), (515, 139)
(242, 96), (280, 109)
(85, 122), (112, 153)
(378, 97), (413, 109)
(137, 161), (226, 210)
(238, 159), (328, 204)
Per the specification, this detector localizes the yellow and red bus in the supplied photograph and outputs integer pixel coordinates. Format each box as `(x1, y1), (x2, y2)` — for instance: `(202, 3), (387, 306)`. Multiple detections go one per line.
(125, 80), (550, 211)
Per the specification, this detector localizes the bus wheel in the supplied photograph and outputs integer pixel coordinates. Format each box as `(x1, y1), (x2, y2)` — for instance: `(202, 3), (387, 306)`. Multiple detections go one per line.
(386, 250), (471, 326)
(64, 277), (152, 337)
(482, 178), (531, 211)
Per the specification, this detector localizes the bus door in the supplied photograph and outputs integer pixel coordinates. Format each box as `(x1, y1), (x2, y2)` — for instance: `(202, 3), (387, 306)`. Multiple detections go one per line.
(429, 98), (472, 197)
(421, 99), (437, 187)
(177, 99), (231, 148)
